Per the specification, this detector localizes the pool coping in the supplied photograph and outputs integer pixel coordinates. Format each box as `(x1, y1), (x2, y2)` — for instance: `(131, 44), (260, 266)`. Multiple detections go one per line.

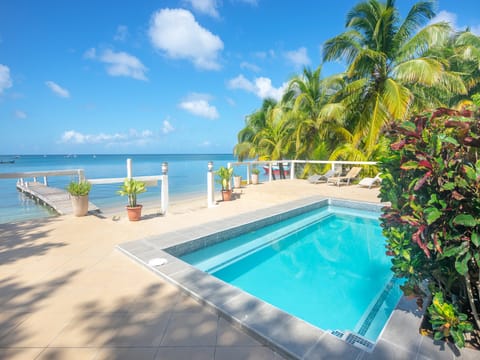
(117, 196), (476, 360)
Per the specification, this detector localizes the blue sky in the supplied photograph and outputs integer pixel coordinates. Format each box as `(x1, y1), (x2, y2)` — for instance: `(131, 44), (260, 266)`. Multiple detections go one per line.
(1, 0), (479, 155)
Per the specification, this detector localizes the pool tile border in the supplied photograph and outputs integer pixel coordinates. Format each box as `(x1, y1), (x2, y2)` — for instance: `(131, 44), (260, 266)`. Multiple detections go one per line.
(117, 196), (477, 360)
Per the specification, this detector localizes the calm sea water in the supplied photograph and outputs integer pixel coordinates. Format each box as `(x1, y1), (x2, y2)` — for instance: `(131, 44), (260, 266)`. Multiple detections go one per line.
(0, 154), (242, 224)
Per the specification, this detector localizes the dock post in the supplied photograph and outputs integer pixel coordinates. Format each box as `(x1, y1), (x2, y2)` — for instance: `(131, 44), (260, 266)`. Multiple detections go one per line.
(161, 162), (169, 214)
(207, 161), (216, 208)
(127, 159), (132, 179)
(43, 176), (48, 186)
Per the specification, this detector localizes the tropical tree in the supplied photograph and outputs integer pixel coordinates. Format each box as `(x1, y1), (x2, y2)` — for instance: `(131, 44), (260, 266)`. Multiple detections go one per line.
(322, 0), (466, 156)
(282, 66), (347, 158)
(234, 98), (277, 161)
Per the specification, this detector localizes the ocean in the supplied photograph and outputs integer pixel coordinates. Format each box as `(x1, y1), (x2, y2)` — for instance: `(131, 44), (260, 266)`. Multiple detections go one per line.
(0, 154), (243, 224)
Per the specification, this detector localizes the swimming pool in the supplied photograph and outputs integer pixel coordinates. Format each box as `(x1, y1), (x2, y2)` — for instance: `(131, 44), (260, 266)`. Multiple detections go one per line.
(179, 205), (402, 343)
(118, 197), (412, 358)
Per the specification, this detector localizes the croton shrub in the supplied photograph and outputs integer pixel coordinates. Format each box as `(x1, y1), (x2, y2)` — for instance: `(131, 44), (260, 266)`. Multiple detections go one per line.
(379, 107), (480, 348)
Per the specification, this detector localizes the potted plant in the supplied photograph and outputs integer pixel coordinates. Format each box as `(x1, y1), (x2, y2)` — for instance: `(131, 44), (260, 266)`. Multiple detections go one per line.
(117, 178), (146, 221)
(216, 166), (233, 201)
(67, 180), (92, 217)
(233, 174), (242, 189)
(251, 166), (260, 185)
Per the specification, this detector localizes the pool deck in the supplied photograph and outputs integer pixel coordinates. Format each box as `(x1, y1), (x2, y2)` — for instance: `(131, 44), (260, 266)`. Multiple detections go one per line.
(0, 179), (478, 359)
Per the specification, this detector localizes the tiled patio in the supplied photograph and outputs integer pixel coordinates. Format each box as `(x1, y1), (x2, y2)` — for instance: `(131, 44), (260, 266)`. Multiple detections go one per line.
(0, 180), (478, 359)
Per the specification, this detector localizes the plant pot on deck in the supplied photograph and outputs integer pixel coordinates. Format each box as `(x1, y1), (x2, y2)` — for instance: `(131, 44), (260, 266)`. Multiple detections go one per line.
(71, 195), (89, 217)
(126, 205), (143, 221)
(251, 173), (259, 185)
(233, 176), (242, 189)
(221, 189), (232, 201)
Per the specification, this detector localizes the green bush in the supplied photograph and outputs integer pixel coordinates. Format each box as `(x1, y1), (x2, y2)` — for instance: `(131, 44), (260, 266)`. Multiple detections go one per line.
(379, 107), (480, 348)
(67, 181), (91, 196)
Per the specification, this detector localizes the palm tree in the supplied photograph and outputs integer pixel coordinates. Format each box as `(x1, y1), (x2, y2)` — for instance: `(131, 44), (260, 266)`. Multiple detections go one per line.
(282, 66), (346, 158)
(253, 105), (295, 178)
(323, 0), (466, 155)
(234, 98), (277, 161)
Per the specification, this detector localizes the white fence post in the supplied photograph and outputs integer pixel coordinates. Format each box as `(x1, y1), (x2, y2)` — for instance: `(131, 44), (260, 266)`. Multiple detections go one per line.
(207, 161), (216, 207)
(161, 162), (169, 214)
(268, 163), (272, 182)
(290, 161), (295, 180)
(127, 158), (132, 179)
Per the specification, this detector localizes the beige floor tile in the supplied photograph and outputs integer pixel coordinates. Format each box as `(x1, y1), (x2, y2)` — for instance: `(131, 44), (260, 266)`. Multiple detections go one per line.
(0, 311), (30, 339)
(0, 310), (72, 347)
(0, 347), (44, 360)
(154, 347), (215, 360)
(48, 313), (124, 347)
(214, 346), (276, 360)
(95, 347), (157, 360)
(216, 317), (261, 347)
(160, 312), (218, 347)
(107, 313), (170, 347)
(36, 347), (98, 360)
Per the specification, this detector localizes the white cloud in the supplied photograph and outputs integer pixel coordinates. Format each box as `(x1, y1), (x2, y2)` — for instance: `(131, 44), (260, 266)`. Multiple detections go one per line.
(15, 110), (27, 119)
(254, 50), (275, 59)
(185, 0), (219, 18)
(0, 64), (13, 94)
(99, 49), (148, 81)
(179, 93), (219, 119)
(45, 81), (70, 98)
(228, 74), (287, 101)
(225, 97), (236, 106)
(83, 47), (96, 59)
(162, 120), (175, 134)
(429, 10), (480, 35)
(114, 25), (128, 41)
(148, 8), (223, 70)
(60, 128), (155, 146)
(240, 61), (261, 72)
(285, 47), (311, 68)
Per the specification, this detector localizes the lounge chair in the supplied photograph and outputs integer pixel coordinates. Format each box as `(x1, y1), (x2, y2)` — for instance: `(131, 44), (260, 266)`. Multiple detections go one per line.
(307, 169), (337, 184)
(327, 166), (362, 186)
(358, 173), (382, 189)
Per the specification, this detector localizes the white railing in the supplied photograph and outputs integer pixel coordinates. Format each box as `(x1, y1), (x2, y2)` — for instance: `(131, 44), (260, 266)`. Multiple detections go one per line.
(0, 159), (170, 214)
(227, 160), (378, 184)
(88, 159), (169, 214)
(0, 169), (85, 187)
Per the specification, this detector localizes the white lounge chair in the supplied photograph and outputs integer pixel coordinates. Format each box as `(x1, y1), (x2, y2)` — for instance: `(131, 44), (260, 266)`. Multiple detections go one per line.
(358, 173), (382, 189)
(307, 170), (337, 184)
(327, 167), (362, 186)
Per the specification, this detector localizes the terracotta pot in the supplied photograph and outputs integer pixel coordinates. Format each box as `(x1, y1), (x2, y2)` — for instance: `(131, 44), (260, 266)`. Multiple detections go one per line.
(71, 195), (89, 217)
(221, 190), (232, 201)
(126, 205), (143, 221)
(251, 174), (259, 185)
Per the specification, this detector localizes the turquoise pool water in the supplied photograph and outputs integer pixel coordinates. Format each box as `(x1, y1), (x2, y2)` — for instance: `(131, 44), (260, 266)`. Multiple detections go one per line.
(181, 206), (403, 342)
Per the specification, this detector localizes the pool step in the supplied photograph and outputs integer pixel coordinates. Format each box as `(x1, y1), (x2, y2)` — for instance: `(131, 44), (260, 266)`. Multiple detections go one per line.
(329, 330), (375, 352)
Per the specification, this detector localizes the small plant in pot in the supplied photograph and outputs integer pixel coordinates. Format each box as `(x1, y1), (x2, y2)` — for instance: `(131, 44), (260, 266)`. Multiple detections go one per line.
(216, 166), (233, 201)
(117, 178), (146, 221)
(67, 180), (92, 217)
(251, 166), (260, 185)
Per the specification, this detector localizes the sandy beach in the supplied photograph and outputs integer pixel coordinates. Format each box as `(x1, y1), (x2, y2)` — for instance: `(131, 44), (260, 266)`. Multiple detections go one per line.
(0, 180), (381, 359)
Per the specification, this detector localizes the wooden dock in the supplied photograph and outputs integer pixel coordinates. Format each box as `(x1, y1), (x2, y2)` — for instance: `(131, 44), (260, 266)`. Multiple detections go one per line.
(17, 181), (99, 216)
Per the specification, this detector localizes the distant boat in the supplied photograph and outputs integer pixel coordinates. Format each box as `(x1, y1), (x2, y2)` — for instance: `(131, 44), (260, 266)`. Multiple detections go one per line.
(0, 160), (15, 164)
(263, 164), (290, 176)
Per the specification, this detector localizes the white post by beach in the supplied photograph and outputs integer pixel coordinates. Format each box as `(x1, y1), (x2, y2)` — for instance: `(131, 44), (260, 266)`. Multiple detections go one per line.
(207, 161), (216, 208)
(127, 158), (132, 179)
(161, 162), (169, 214)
